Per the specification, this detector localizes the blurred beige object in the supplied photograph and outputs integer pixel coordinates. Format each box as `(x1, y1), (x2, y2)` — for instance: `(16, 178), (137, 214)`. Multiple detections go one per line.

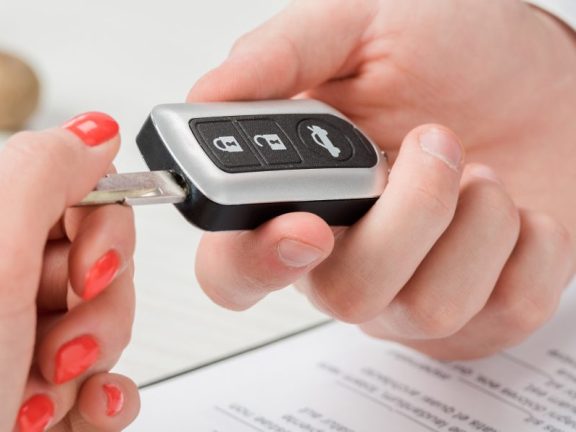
(0, 51), (40, 130)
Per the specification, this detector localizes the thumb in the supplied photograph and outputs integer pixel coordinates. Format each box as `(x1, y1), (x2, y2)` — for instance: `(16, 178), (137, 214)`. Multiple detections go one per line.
(0, 112), (119, 429)
(187, 0), (376, 102)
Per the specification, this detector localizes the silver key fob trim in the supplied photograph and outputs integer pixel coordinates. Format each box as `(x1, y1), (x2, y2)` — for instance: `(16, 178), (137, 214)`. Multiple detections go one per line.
(146, 100), (388, 206)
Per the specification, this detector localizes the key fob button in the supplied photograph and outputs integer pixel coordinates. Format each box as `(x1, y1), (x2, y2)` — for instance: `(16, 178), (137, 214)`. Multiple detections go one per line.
(297, 119), (353, 162)
(239, 119), (302, 166)
(138, 101), (388, 231)
(194, 121), (260, 171)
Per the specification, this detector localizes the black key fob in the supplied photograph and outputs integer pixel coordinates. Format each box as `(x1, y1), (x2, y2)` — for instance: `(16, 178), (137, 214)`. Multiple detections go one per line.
(135, 100), (388, 231)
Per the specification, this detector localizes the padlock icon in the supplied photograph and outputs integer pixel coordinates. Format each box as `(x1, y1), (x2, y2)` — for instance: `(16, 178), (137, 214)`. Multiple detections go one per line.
(254, 134), (287, 151)
(213, 136), (244, 153)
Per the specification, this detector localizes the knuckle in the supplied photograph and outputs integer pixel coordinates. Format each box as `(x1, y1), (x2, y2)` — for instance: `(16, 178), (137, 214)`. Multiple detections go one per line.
(410, 182), (456, 223)
(306, 267), (384, 324)
(117, 322), (133, 350)
(127, 260), (136, 280)
(6, 130), (36, 148)
(5, 130), (79, 181)
(519, 211), (575, 279)
(242, 271), (280, 295)
(490, 196), (520, 234)
(230, 31), (254, 54)
(113, 301), (135, 350)
(548, 222), (572, 256)
(321, 294), (374, 323)
(467, 180), (520, 238)
(60, 415), (77, 432)
(494, 290), (556, 335)
(294, 0), (376, 22)
(527, 212), (572, 255)
(0, 246), (37, 315)
(231, 31), (301, 95)
(195, 269), (233, 309)
(398, 298), (468, 339)
(195, 267), (261, 312)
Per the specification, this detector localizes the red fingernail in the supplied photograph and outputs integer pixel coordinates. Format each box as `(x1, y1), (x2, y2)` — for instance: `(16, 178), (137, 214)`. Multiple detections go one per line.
(103, 383), (124, 417)
(18, 395), (54, 432)
(63, 112), (119, 147)
(83, 250), (121, 300)
(54, 335), (100, 384)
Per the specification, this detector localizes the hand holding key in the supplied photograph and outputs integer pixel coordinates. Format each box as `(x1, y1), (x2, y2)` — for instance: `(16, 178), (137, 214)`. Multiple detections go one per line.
(189, 0), (576, 359)
(0, 113), (139, 431)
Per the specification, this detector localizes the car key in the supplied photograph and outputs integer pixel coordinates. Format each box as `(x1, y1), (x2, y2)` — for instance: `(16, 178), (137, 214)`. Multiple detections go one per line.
(78, 100), (389, 231)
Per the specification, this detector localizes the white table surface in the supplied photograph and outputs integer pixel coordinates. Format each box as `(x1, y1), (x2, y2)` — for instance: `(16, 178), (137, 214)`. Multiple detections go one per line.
(0, 0), (328, 386)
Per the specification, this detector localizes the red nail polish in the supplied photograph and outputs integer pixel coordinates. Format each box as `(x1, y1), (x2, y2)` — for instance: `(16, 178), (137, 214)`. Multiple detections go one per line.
(18, 395), (54, 432)
(63, 112), (119, 147)
(83, 250), (120, 300)
(54, 335), (100, 384)
(103, 383), (124, 417)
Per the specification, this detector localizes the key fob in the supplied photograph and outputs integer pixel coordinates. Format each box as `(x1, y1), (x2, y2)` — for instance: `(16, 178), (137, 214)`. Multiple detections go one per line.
(136, 100), (388, 231)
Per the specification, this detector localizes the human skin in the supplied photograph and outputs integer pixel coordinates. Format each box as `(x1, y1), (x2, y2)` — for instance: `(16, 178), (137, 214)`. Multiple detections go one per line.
(189, 0), (576, 359)
(0, 113), (139, 431)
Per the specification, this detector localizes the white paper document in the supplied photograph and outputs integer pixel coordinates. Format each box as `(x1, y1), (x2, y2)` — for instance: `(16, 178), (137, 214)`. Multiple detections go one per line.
(131, 284), (576, 432)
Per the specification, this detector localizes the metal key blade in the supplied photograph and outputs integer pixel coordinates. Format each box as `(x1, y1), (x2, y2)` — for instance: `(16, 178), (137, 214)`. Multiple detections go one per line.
(77, 171), (188, 206)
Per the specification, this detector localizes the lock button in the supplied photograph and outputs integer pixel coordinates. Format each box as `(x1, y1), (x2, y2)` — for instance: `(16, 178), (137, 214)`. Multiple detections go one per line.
(195, 121), (261, 171)
(239, 119), (301, 166)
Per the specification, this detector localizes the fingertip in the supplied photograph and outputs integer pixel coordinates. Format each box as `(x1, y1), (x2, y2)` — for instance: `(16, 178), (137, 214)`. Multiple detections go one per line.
(277, 239), (326, 269)
(381, 124), (464, 226)
(1, 124), (121, 228)
(236, 212), (335, 271)
(186, 67), (224, 102)
(270, 213), (334, 270)
(69, 242), (125, 303)
(77, 373), (140, 429)
(17, 393), (55, 432)
(81, 249), (122, 301)
(36, 265), (136, 386)
(67, 205), (135, 301)
(196, 213), (334, 310)
(62, 112), (120, 148)
(187, 57), (258, 102)
(266, 212), (335, 253)
(412, 124), (464, 172)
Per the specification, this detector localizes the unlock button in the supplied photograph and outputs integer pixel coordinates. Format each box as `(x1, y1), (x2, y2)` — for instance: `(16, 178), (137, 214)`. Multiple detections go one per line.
(240, 119), (301, 166)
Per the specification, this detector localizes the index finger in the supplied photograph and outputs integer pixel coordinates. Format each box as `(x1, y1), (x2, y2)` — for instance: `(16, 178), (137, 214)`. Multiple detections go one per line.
(0, 113), (119, 426)
(0, 113), (120, 309)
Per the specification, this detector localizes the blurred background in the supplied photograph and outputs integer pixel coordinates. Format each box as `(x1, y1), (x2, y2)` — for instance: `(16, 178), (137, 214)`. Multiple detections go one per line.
(0, 0), (328, 386)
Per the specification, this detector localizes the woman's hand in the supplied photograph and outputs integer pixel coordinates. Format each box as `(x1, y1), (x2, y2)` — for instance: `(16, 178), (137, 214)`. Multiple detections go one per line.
(189, 0), (576, 359)
(0, 113), (139, 431)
